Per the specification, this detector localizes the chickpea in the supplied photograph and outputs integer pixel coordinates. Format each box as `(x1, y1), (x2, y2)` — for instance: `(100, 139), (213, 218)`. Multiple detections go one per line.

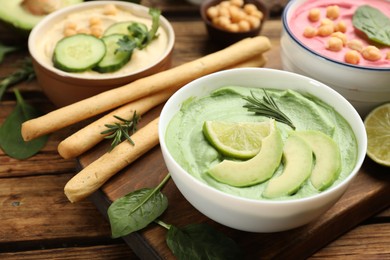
(219, 6), (230, 17)
(227, 23), (240, 32)
(386, 51), (390, 60)
(229, 6), (243, 23)
(219, 1), (230, 8)
(334, 20), (347, 33)
(362, 46), (382, 61)
(65, 21), (77, 30)
(103, 4), (117, 15)
(89, 17), (102, 27)
(344, 50), (360, 65)
(346, 39), (364, 52)
(303, 26), (317, 38)
(244, 3), (257, 13)
(326, 37), (343, 51)
(238, 20), (251, 31)
(246, 15), (260, 29)
(320, 18), (334, 26)
(90, 26), (103, 38)
(308, 8), (320, 22)
(331, 32), (347, 45)
(326, 5), (340, 20)
(317, 24), (334, 37)
(230, 0), (244, 7)
(63, 28), (77, 37)
(207, 6), (219, 19)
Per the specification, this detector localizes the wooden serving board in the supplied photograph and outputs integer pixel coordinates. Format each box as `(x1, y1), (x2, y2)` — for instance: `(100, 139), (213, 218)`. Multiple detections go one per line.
(78, 104), (390, 259)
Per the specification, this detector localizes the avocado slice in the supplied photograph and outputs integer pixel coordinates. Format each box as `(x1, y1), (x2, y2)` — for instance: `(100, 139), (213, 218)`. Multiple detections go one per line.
(207, 120), (283, 187)
(262, 134), (313, 199)
(0, 0), (83, 41)
(294, 130), (341, 191)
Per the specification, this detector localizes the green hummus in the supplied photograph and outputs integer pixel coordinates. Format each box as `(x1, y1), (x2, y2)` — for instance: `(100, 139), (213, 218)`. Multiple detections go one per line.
(165, 86), (358, 200)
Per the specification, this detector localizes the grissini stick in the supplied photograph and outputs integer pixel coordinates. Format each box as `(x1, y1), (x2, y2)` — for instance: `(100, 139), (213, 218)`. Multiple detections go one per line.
(58, 89), (174, 159)
(22, 36), (271, 141)
(64, 117), (159, 203)
(57, 54), (267, 159)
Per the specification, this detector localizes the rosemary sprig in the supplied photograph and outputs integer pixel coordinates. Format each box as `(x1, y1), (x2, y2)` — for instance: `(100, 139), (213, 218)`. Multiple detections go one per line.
(243, 89), (296, 129)
(0, 57), (35, 101)
(101, 111), (140, 151)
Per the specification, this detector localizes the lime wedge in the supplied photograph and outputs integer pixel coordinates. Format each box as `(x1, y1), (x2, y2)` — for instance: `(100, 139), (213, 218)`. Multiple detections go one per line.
(364, 103), (390, 167)
(202, 120), (271, 159)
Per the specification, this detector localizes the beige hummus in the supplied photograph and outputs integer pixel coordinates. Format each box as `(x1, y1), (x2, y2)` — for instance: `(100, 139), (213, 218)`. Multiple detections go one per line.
(36, 5), (169, 77)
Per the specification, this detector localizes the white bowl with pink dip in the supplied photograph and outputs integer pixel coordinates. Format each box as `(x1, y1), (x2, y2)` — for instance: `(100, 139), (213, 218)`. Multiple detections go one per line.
(281, 0), (390, 116)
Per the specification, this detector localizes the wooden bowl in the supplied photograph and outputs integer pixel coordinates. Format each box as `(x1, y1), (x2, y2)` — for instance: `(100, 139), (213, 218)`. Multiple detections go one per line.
(200, 0), (268, 46)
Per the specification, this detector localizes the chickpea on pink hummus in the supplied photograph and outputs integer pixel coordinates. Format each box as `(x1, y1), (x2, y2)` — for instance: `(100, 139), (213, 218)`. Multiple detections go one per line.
(288, 0), (390, 68)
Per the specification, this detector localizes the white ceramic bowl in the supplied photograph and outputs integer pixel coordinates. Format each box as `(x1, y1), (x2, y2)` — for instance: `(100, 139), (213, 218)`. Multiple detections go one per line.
(281, 0), (390, 117)
(28, 1), (175, 107)
(159, 68), (367, 232)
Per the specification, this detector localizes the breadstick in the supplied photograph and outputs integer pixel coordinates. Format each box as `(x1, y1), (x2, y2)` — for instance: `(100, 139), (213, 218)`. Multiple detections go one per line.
(229, 54), (267, 68)
(22, 36), (271, 141)
(64, 117), (159, 203)
(58, 89), (174, 159)
(57, 54), (267, 159)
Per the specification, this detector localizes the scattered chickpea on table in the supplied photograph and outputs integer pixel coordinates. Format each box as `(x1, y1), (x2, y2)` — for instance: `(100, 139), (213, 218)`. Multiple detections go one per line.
(302, 4), (389, 65)
(206, 0), (264, 33)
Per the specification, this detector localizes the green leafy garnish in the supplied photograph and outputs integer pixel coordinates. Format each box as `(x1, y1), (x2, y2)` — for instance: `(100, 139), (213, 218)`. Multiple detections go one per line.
(116, 8), (160, 54)
(107, 173), (243, 259)
(163, 222), (242, 260)
(0, 89), (48, 159)
(0, 57), (35, 101)
(243, 89), (295, 129)
(352, 5), (390, 46)
(0, 43), (18, 64)
(100, 111), (140, 151)
(107, 173), (170, 238)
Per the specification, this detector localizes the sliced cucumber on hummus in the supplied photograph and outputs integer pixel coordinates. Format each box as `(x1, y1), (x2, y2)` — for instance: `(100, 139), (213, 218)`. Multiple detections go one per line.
(53, 34), (106, 72)
(93, 34), (132, 73)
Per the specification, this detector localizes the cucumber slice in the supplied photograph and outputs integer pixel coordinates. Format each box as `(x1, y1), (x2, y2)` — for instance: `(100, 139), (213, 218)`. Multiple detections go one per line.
(53, 34), (106, 72)
(104, 21), (148, 36)
(93, 34), (132, 73)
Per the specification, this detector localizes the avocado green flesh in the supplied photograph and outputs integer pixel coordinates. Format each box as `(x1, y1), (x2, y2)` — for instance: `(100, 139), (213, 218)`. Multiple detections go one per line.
(295, 131), (342, 191)
(262, 134), (313, 199)
(0, 0), (83, 31)
(207, 120), (283, 187)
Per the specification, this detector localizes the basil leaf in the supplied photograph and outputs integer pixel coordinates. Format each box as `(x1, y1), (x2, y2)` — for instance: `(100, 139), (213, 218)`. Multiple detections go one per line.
(352, 5), (390, 46)
(166, 223), (242, 260)
(108, 188), (168, 238)
(0, 90), (48, 159)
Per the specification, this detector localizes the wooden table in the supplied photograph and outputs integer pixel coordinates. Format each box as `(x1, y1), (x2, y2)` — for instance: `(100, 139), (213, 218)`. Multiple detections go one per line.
(1, 1), (389, 259)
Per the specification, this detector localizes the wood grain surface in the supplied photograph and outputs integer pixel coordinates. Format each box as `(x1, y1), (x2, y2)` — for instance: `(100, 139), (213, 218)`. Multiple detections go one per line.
(1, 0), (389, 259)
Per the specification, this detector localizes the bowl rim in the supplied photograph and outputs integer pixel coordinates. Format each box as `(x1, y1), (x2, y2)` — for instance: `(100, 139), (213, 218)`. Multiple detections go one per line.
(282, 0), (390, 72)
(159, 67), (367, 206)
(28, 0), (175, 81)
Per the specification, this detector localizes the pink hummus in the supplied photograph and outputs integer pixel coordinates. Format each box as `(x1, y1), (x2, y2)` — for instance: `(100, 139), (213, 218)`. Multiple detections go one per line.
(288, 0), (390, 68)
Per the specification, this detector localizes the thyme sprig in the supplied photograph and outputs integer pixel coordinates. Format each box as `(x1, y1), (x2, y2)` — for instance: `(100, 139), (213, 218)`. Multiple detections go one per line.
(101, 111), (140, 151)
(243, 89), (296, 129)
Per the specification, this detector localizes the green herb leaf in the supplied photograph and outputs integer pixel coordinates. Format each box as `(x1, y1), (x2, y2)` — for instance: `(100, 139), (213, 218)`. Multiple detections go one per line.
(107, 173), (170, 238)
(115, 8), (160, 53)
(101, 111), (140, 151)
(0, 89), (48, 159)
(0, 43), (18, 64)
(166, 223), (242, 260)
(243, 89), (295, 129)
(0, 57), (35, 101)
(352, 5), (390, 46)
